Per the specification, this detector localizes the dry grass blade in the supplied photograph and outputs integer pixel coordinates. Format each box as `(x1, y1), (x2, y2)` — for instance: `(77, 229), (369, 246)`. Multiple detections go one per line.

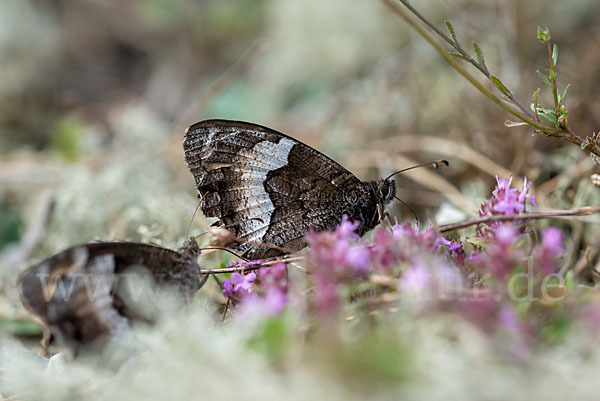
(199, 256), (305, 275)
(438, 206), (600, 233)
(176, 41), (266, 128)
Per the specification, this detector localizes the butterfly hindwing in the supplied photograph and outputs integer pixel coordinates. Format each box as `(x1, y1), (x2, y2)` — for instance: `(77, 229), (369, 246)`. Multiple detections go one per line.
(183, 120), (384, 259)
(20, 245), (127, 347)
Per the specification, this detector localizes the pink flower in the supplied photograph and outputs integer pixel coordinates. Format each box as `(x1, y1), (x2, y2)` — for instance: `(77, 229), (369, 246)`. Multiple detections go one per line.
(228, 263), (290, 317)
(483, 223), (524, 280)
(262, 287), (288, 315)
(399, 259), (462, 304)
(306, 215), (371, 278)
(542, 227), (563, 253)
(222, 271), (256, 299)
(391, 221), (419, 239)
(344, 245), (371, 273)
(305, 216), (374, 318)
(478, 176), (537, 229)
(313, 276), (340, 318)
(400, 264), (430, 293)
(495, 223), (518, 244)
(258, 263), (287, 288)
(336, 215), (360, 239)
(447, 241), (463, 253)
(371, 228), (402, 268)
(518, 177), (538, 208)
(491, 176), (524, 215)
(251, 263), (289, 316)
(372, 221), (459, 270)
(532, 227), (564, 274)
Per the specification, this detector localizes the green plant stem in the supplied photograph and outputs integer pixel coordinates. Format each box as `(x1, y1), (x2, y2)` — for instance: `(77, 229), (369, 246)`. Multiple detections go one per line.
(383, 0), (600, 158)
(393, 0), (535, 121)
(383, 0), (545, 129)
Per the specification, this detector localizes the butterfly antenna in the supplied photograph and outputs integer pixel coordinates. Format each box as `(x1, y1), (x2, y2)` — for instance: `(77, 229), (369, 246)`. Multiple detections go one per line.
(393, 195), (418, 223)
(184, 193), (207, 242)
(199, 246), (248, 261)
(384, 159), (449, 182)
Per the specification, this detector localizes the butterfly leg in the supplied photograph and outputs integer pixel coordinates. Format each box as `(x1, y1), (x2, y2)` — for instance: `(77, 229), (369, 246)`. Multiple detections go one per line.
(384, 208), (396, 229)
(376, 204), (393, 231)
(198, 269), (210, 290)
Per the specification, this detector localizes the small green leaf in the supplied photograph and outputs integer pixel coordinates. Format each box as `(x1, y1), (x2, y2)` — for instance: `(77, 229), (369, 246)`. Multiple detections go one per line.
(582, 142), (589, 150)
(537, 26), (551, 42)
(536, 70), (553, 89)
(540, 315), (571, 343)
(51, 116), (86, 162)
(490, 75), (512, 97)
(557, 105), (568, 129)
(565, 270), (575, 289)
(504, 120), (528, 127)
(548, 68), (555, 80)
(558, 84), (570, 104)
(445, 20), (458, 44)
(552, 44), (558, 66)
(472, 41), (487, 71)
(537, 110), (558, 125)
(466, 237), (488, 249)
(536, 105), (554, 114)
(448, 51), (469, 61)
(532, 88), (541, 118)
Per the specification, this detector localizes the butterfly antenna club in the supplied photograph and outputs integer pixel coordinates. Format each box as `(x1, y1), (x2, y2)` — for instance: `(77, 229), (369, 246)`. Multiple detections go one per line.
(384, 159), (449, 182)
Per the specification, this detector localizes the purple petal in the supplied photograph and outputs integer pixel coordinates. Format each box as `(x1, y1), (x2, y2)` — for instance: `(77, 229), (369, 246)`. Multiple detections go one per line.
(542, 227), (563, 254)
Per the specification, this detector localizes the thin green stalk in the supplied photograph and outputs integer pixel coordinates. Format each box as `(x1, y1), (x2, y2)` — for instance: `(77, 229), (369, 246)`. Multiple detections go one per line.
(546, 42), (560, 111)
(394, 0), (535, 121)
(383, 0), (545, 130)
(383, 0), (600, 158)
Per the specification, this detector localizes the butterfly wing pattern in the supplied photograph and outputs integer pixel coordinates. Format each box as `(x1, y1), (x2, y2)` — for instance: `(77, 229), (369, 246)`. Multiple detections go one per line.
(19, 241), (204, 350)
(183, 120), (396, 259)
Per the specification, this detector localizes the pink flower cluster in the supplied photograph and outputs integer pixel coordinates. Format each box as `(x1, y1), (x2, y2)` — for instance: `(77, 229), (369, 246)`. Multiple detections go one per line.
(304, 216), (460, 317)
(481, 223), (525, 280)
(222, 271), (256, 300)
(306, 215), (371, 275)
(371, 220), (459, 269)
(222, 263), (289, 316)
(479, 176), (537, 219)
(533, 227), (564, 274)
(219, 174), (569, 355)
(251, 263), (289, 316)
(305, 216), (371, 317)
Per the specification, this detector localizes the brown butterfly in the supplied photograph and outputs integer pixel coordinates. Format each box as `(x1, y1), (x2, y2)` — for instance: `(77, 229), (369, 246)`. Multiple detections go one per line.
(19, 240), (206, 354)
(183, 120), (397, 259)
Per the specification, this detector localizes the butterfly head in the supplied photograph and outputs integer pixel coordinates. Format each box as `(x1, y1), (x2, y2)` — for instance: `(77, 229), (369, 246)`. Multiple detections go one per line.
(376, 178), (396, 205)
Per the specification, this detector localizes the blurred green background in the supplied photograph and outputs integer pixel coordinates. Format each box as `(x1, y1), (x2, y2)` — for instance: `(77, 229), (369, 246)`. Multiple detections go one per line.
(1, 0), (599, 303)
